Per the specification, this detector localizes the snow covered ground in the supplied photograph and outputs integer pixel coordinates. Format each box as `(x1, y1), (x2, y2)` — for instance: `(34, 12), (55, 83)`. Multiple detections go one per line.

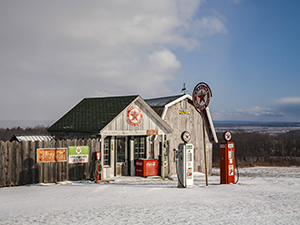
(1, 167), (300, 225)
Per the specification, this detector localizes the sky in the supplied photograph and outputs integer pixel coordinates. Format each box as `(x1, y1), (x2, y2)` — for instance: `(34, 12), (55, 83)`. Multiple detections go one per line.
(1, 0), (300, 127)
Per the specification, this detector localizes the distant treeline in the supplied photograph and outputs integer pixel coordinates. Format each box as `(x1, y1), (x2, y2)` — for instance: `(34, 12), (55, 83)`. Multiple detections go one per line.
(213, 130), (300, 167)
(214, 121), (300, 128)
(0, 126), (49, 141)
(1, 126), (300, 167)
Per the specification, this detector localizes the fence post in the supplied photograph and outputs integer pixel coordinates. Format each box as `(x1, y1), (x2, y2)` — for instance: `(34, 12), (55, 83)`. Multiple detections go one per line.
(0, 141), (5, 187)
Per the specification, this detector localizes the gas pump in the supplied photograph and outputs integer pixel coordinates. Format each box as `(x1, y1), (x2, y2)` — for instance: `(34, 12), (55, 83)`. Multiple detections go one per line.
(220, 131), (238, 184)
(177, 131), (194, 188)
(95, 151), (102, 182)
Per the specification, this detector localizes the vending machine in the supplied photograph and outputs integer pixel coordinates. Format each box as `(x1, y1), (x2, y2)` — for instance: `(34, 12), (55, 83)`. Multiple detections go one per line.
(177, 142), (194, 188)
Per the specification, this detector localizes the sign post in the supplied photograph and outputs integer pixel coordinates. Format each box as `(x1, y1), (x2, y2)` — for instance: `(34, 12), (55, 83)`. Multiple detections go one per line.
(192, 82), (212, 186)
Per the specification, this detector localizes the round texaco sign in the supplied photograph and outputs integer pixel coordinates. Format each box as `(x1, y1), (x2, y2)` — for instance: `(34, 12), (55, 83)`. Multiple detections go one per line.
(181, 131), (191, 143)
(223, 131), (232, 141)
(127, 105), (143, 126)
(193, 82), (211, 111)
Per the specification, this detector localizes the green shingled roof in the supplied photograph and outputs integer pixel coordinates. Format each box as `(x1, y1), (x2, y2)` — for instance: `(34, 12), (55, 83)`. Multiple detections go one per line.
(48, 95), (139, 134)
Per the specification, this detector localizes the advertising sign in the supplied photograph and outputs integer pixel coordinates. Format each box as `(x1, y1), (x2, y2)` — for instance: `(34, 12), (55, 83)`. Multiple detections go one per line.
(127, 105), (143, 126)
(229, 165), (234, 176)
(146, 130), (158, 135)
(181, 131), (191, 143)
(179, 110), (190, 115)
(186, 143), (194, 186)
(37, 148), (67, 163)
(69, 146), (89, 163)
(192, 82), (212, 111)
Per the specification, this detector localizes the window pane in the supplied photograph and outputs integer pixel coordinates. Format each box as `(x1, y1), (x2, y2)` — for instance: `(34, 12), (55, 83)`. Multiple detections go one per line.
(181, 99), (187, 109)
(134, 137), (146, 159)
(103, 137), (110, 166)
(139, 138), (145, 158)
(134, 139), (139, 159)
(117, 137), (126, 162)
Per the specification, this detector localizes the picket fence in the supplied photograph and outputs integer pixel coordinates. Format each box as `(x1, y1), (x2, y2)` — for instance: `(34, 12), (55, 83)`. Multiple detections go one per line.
(0, 139), (100, 188)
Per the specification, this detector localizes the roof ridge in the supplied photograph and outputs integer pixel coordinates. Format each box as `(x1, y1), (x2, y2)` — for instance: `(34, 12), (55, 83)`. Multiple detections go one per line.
(14, 134), (51, 136)
(144, 94), (184, 101)
(83, 95), (139, 100)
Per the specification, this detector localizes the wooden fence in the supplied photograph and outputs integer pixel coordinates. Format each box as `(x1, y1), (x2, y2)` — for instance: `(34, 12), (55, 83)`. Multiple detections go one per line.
(0, 139), (100, 188)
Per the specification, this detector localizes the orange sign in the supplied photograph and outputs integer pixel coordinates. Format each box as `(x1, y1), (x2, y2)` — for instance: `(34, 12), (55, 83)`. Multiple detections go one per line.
(37, 148), (67, 163)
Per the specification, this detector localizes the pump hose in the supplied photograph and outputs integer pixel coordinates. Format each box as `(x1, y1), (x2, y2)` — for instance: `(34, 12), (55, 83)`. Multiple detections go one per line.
(176, 159), (185, 188)
(235, 156), (239, 184)
(95, 161), (102, 177)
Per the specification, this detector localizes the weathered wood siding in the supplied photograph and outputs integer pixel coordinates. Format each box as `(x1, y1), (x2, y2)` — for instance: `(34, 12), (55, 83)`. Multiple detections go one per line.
(0, 139), (100, 188)
(101, 101), (169, 136)
(100, 100), (172, 179)
(154, 99), (212, 175)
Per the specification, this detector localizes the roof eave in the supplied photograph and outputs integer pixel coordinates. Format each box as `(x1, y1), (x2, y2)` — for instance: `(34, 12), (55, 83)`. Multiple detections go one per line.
(161, 94), (192, 120)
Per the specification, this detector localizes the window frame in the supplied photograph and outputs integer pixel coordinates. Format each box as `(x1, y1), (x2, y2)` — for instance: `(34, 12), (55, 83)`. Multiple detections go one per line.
(103, 137), (111, 166)
(134, 136), (146, 159)
(181, 98), (187, 109)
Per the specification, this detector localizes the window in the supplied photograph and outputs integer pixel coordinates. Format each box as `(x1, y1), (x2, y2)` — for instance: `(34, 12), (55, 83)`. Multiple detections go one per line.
(116, 137), (126, 163)
(134, 137), (146, 159)
(103, 137), (111, 166)
(181, 98), (187, 109)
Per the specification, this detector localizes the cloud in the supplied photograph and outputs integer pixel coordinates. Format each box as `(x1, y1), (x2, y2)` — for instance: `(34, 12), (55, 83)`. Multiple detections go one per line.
(277, 97), (300, 105)
(192, 17), (228, 36)
(275, 97), (300, 119)
(148, 49), (181, 72)
(212, 106), (285, 122)
(212, 97), (300, 122)
(235, 106), (282, 117)
(0, 0), (227, 121)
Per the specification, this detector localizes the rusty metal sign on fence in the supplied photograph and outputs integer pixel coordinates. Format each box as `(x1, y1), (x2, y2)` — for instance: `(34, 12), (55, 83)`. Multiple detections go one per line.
(36, 148), (67, 163)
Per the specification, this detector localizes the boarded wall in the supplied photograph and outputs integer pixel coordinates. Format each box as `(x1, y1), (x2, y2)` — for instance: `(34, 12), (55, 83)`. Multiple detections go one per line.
(0, 139), (100, 188)
(153, 100), (213, 176)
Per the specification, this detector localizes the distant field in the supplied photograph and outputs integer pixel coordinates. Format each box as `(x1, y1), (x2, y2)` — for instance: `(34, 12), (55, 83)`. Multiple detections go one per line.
(214, 121), (300, 134)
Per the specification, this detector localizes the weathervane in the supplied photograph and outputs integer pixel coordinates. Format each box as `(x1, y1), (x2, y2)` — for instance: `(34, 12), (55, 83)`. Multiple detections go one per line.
(181, 83), (188, 94)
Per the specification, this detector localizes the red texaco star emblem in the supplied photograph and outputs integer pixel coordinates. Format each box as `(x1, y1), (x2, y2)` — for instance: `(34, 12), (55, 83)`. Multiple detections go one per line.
(130, 111), (139, 121)
(198, 91), (206, 103)
(127, 105), (143, 126)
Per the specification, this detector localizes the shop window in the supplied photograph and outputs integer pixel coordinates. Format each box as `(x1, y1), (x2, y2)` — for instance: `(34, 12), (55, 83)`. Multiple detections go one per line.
(134, 137), (146, 159)
(103, 137), (111, 166)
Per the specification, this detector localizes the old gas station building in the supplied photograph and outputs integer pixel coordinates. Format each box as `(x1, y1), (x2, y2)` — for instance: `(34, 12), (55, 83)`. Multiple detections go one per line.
(48, 94), (218, 180)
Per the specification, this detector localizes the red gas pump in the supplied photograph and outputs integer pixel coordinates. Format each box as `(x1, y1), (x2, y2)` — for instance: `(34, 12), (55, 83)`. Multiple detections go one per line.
(95, 151), (102, 182)
(220, 131), (235, 184)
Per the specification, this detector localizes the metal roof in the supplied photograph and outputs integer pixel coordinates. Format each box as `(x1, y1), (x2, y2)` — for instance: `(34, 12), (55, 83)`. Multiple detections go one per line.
(144, 95), (184, 107)
(11, 134), (54, 142)
(48, 95), (139, 134)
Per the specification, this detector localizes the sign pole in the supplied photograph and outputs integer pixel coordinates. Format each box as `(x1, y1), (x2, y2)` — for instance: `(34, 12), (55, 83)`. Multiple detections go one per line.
(202, 113), (208, 186)
(192, 82), (212, 187)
